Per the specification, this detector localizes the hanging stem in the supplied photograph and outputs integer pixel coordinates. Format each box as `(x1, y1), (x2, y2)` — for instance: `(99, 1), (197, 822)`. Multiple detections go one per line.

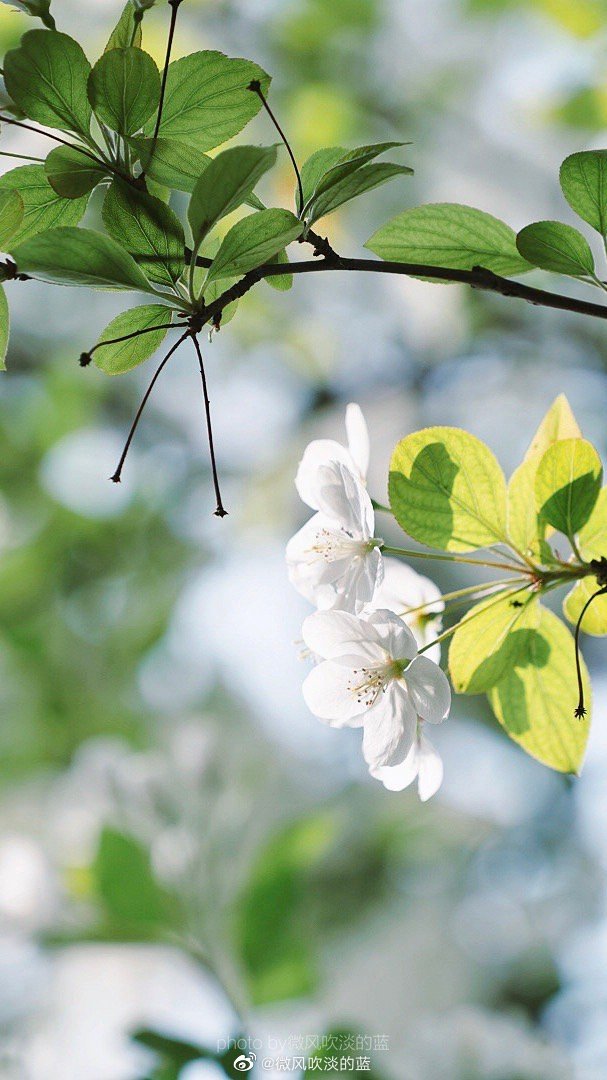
(248, 80), (305, 216)
(191, 333), (228, 518)
(145, 0), (185, 174)
(110, 330), (189, 483)
(573, 586), (607, 717)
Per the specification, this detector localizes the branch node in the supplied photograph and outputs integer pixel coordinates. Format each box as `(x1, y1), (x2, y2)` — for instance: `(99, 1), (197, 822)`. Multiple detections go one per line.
(79, 352), (93, 368)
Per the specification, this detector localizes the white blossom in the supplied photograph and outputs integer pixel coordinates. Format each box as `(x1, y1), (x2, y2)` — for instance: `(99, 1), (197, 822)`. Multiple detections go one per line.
(301, 609), (450, 773)
(367, 558), (444, 662)
(287, 461), (383, 613)
(371, 724), (443, 799)
(295, 403), (370, 510)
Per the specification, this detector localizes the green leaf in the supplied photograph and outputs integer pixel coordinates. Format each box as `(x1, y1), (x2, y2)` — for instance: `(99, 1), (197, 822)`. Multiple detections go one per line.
(307, 162), (413, 225)
(45, 145), (107, 199)
(206, 208), (303, 285)
(102, 181), (184, 290)
(302, 140), (409, 216)
(0, 285), (8, 371)
(93, 828), (168, 930)
(524, 394), (583, 464)
(449, 590), (540, 693)
(264, 247), (293, 291)
(188, 144), (277, 249)
(389, 426), (508, 552)
(13, 226), (155, 292)
(507, 460), (545, 559)
(564, 578), (607, 636)
(105, 1), (142, 52)
(534, 437), (603, 538)
(300, 147), (347, 207)
(88, 47), (160, 136)
(516, 220), (595, 277)
(0, 0), (55, 28)
(148, 50), (270, 150)
(4, 30), (92, 136)
(0, 189), (24, 248)
(0, 165), (89, 246)
(128, 136), (211, 193)
(366, 203), (531, 276)
(488, 607), (590, 774)
(577, 486), (607, 558)
(93, 304), (172, 375)
(560, 150), (607, 236)
(132, 1030), (211, 1071)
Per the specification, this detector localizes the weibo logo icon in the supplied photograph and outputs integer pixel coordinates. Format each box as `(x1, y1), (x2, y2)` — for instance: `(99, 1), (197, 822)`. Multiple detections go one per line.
(233, 1052), (257, 1072)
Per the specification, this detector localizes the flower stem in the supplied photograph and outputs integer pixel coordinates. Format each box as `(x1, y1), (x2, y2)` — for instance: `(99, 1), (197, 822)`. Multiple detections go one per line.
(398, 577), (528, 619)
(382, 544), (534, 575)
(417, 581), (533, 656)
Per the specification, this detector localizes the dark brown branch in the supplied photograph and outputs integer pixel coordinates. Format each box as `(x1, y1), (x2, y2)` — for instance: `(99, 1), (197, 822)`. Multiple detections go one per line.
(145, 0), (184, 174)
(191, 333), (227, 517)
(248, 80), (305, 216)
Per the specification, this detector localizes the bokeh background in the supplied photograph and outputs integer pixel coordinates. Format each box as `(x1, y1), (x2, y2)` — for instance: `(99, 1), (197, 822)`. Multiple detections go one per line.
(2, 0), (607, 1077)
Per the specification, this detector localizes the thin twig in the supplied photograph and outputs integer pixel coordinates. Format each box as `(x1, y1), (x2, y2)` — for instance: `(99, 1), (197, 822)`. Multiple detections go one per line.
(145, 0), (184, 174)
(191, 333), (227, 517)
(248, 79), (304, 216)
(79, 320), (186, 367)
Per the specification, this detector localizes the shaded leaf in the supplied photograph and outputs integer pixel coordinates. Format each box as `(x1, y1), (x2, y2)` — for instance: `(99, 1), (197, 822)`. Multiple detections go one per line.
(0, 165), (89, 246)
(560, 150), (607, 236)
(516, 220), (595, 277)
(93, 304), (172, 375)
(129, 136), (211, 193)
(13, 226), (155, 291)
(264, 247), (293, 291)
(102, 180), (184, 289)
(0, 189), (24, 248)
(308, 162), (412, 224)
(88, 47), (160, 136)
(366, 203), (531, 276)
(188, 144), (277, 248)
(534, 437), (603, 538)
(206, 208), (303, 285)
(45, 145), (107, 199)
(4, 29), (92, 136)
(105, 1), (142, 52)
(389, 426), (508, 552)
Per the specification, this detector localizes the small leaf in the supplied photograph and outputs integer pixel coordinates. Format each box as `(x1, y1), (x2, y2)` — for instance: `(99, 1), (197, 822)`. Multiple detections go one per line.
(88, 47), (160, 136)
(264, 248), (293, 291)
(93, 828), (168, 930)
(524, 393), (583, 464)
(535, 437), (603, 538)
(105, 1), (142, 52)
(300, 147), (347, 208)
(13, 226), (155, 292)
(516, 220), (595, 277)
(564, 578), (607, 636)
(94, 304), (172, 375)
(0, 165), (89, 246)
(4, 30), (92, 136)
(188, 144), (277, 248)
(0, 189), (24, 248)
(132, 1030), (211, 1070)
(449, 590), (539, 693)
(389, 426), (508, 552)
(206, 208), (303, 285)
(45, 145), (107, 199)
(128, 136), (211, 193)
(507, 460), (545, 559)
(302, 140), (409, 216)
(0, 285), (9, 370)
(102, 180), (184, 289)
(307, 162), (413, 225)
(560, 150), (607, 236)
(147, 50), (271, 151)
(366, 203), (531, 276)
(488, 607), (590, 774)
(0, 0), (54, 28)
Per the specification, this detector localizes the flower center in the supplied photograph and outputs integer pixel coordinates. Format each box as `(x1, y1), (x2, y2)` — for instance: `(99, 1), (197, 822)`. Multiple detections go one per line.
(307, 527), (374, 563)
(347, 658), (404, 708)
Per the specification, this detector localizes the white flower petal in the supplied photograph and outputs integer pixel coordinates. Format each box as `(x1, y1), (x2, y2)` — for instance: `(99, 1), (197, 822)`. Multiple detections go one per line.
(361, 682), (416, 768)
(404, 655), (451, 724)
(417, 732), (444, 801)
(345, 403), (370, 480)
(366, 608), (418, 661)
(302, 660), (365, 726)
(302, 610), (384, 661)
(372, 558), (444, 616)
(315, 462), (375, 539)
(370, 739), (420, 792)
(295, 439), (353, 510)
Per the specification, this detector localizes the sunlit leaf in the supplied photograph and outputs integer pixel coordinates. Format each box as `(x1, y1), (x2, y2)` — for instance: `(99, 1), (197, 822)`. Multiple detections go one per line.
(366, 203), (531, 276)
(45, 146), (107, 199)
(93, 304), (172, 375)
(188, 144), (277, 248)
(147, 50), (271, 151)
(88, 47), (160, 136)
(389, 426), (508, 552)
(13, 226), (155, 292)
(577, 486), (607, 558)
(128, 136), (211, 193)
(534, 437), (603, 538)
(516, 220), (595, 277)
(488, 607), (590, 774)
(102, 181), (184, 289)
(563, 578), (607, 636)
(507, 460), (545, 559)
(205, 208), (303, 285)
(0, 165), (89, 246)
(4, 30), (92, 136)
(449, 590), (539, 693)
(524, 394), (583, 464)
(560, 150), (607, 236)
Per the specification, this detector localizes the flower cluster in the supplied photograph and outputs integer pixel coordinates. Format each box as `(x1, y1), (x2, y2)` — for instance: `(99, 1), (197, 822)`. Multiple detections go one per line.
(287, 406), (450, 800)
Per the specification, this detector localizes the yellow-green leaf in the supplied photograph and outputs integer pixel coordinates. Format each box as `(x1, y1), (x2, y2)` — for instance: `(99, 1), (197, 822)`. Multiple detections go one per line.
(94, 304), (171, 375)
(563, 578), (607, 636)
(488, 607), (590, 774)
(388, 426), (507, 552)
(577, 487), (607, 559)
(449, 590), (539, 693)
(524, 394), (582, 464)
(535, 437), (603, 538)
